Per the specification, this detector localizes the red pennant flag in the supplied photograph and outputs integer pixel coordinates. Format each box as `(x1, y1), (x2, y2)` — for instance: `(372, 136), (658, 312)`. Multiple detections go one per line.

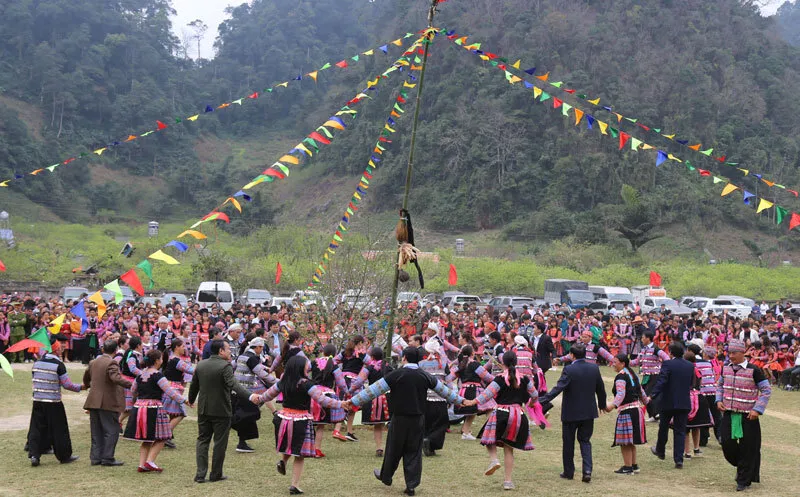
(788, 189), (799, 197)
(397, 96), (407, 104)
(276, 262), (283, 285)
(363, 172), (373, 179)
(6, 338), (46, 353)
(264, 168), (286, 179)
(619, 131), (631, 150)
(335, 60), (348, 68)
(0, 259), (5, 272)
(564, 89), (576, 94)
(498, 64), (506, 70)
(248, 92), (259, 99)
(120, 269), (145, 296)
(63, 158), (76, 164)
(308, 131), (331, 145)
(156, 121), (168, 130)
(649, 271), (662, 287)
(716, 156), (727, 163)
(553, 98), (563, 109)
(698, 169), (712, 177)
(448, 264), (458, 286)
(214, 212), (230, 223)
(790, 213), (800, 231)
(637, 123), (651, 131)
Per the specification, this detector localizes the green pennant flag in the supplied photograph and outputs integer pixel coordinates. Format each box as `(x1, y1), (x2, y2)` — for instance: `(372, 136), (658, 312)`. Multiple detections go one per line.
(360, 177), (369, 185)
(376, 144), (386, 151)
(713, 176), (725, 184)
(0, 353), (12, 378)
(266, 88), (273, 93)
(317, 126), (334, 139)
(609, 127), (619, 138)
(686, 163), (696, 171)
(175, 118), (182, 124)
(404, 33), (414, 38)
(320, 62), (331, 70)
(303, 138), (320, 152)
(46, 164), (59, 172)
(630, 137), (643, 150)
(393, 103), (405, 113)
(562, 103), (573, 117)
(414, 56), (422, 64)
(551, 81), (563, 88)
(490, 61), (499, 67)
(333, 234), (343, 242)
(351, 55), (359, 62)
(274, 163), (290, 176)
(400, 90), (408, 99)
(79, 152), (88, 158)
(654, 128), (661, 133)
(141, 131), (154, 137)
(28, 327), (53, 353)
(104, 279), (124, 304)
(700, 148), (713, 156)
(578, 94), (587, 99)
(346, 207), (354, 215)
(625, 117), (638, 123)
(776, 206), (789, 225)
(136, 260), (155, 290)
(540, 92), (551, 102)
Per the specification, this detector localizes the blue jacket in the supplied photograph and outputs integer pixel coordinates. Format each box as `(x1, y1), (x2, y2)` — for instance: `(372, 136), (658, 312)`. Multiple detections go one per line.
(650, 358), (694, 411)
(540, 359), (607, 422)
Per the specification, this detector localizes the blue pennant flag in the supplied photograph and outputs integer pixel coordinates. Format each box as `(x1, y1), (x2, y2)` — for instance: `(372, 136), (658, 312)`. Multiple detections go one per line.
(70, 301), (89, 333)
(603, 106), (613, 112)
(387, 117), (396, 126)
(233, 190), (252, 202)
(379, 45), (388, 54)
(523, 81), (533, 89)
(371, 155), (381, 163)
(656, 150), (668, 167)
(753, 174), (762, 180)
(166, 241), (189, 253)
(205, 105), (214, 113)
(743, 191), (755, 205)
(294, 75), (302, 80)
(524, 67), (537, 75)
(586, 115), (595, 130)
(676, 140), (689, 145)
(356, 187), (366, 195)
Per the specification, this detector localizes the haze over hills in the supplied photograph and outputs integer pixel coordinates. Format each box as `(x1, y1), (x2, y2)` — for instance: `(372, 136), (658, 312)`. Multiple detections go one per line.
(0, 0), (799, 261)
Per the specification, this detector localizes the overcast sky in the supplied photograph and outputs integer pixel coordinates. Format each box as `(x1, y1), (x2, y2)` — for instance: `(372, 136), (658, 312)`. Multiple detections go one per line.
(170, 0), (791, 59)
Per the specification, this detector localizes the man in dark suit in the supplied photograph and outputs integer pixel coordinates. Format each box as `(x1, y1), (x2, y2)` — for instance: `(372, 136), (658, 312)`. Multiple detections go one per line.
(83, 339), (131, 467)
(189, 339), (258, 483)
(532, 322), (555, 373)
(539, 344), (607, 483)
(650, 342), (695, 468)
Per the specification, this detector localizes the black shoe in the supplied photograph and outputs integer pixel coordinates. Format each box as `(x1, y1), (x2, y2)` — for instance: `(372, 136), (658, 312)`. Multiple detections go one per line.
(345, 432), (359, 442)
(277, 460), (286, 475)
(675, 463), (683, 469)
(582, 473), (591, 483)
(632, 464), (640, 474)
(209, 475), (228, 482)
(559, 472), (573, 480)
(101, 460), (124, 467)
(30, 457), (40, 467)
(650, 446), (665, 460)
(422, 438), (433, 457)
(194, 477), (207, 484)
(736, 484), (747, 492)
(165, 440), (176, 449)
(60, 456), (79, 464)
(614, 466), (633, 475)
(236, 442), (255, 453)
(289, 487), (304, 495)
(403, 489), (415, 496)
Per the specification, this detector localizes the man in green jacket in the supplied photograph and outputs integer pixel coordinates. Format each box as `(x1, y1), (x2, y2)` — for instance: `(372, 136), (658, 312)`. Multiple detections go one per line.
(8, 302), (29, 363)
(189, 339), (260, 483)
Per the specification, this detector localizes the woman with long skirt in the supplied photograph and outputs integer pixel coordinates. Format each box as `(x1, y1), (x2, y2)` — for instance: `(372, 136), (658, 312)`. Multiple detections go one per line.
(349, 347), (393, 456)
(475, 351), (537, 491)
(123, 349), (187, 472)
(254, 355), (349, 495)
(161, 338), (194, 449)
(604, 353), (649, 475)
(309, 344), (347, 458)
(682, 350), (713, 460)
(446, 345), (495, 440)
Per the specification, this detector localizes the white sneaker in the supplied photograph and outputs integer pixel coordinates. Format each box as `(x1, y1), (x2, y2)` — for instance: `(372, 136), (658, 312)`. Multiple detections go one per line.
(503, 481), (515, 490)
(461, 433), (476, 441)
(485, 460), (501, 476)
(647, 417), (658, 423)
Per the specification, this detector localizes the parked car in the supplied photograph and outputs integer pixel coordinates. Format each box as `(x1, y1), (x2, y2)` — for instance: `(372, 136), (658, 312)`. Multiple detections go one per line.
(716, 295), (756, 308)
(139, 296), (160, 306)
(270, 296), (296, 309)
(337, 290), (378, 313)
(241, 289), (272, 307)
(421, 293), (440, 305)
(640, 297), (693, 316)
(291, 290), (327, 309)
(441, 294), (486, 312)
(61, 286), (89, 303)
(161, 293), (188, 307)
(586, 299), (633, 314)
(689, 298), (751, 319)
(544, 279), (593, 310)
(679, 296), (706, 307)
(195, 281), (234, 311)
(588, 286), (633, 302)
(487, 296), (538, 315)
(397, 292), (421, 305)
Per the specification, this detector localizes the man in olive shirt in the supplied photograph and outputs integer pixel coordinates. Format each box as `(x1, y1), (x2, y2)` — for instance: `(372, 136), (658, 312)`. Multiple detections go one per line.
(189, 340), (259, 483)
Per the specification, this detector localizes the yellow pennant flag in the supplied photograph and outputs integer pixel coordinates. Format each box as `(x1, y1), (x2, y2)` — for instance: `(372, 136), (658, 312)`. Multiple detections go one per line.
(178, 229), (207, 240)
(574, 108), (584, 126)
(392, 39), (403, 46)
(368, 160), (377, 168)
(224, 197), (242, 213)
(362, 49), (374, 56)
(324, 120), (345, 130)
(149, 250), (180, 265)
(296, 143), (313, 157)
(88, 291), (107, 320)
(243, 177), (267, 190)
(384, 124), (396, 133)
(307, 71), (318, 82)
(396, 60), (410, 66)
(276, 82), (289, 88)
(353, 192), (362, 201)
(279, 154), (301, 165)
(598, 121), (609, 135)
(0, 180), (9, 187)
(403, 82), (416, 88)
(738, 168), (749, 176)
(614, 113), (623, 123)
(479, 55), (490, 61)
(663, 134), (676, 140)
(756, 199), (774, 214)
(642, 144), (654, 150)
(187, 115), (199, 122)
(94, 148), (107, 155)
(509, 75), (522, 84)
(48, 314), (65, 334)
(587, 98), (600, 105)
(366, 78), (380, 88)
(720, 184), (738, 197)
(667, 154), (682, 163)
(533, 87), (542, 98)
(512, 59), (521, 69)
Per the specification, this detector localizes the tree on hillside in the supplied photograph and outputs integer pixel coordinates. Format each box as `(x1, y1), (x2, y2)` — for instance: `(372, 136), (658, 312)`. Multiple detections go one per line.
(614, 184), (662, 253)
(777, 1), (800, 46)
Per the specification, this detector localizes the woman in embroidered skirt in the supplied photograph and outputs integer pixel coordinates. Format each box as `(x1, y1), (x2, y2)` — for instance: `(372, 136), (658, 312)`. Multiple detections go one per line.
(446, 345), (495, 440)
(254, 355), (349, 495)
(474, 351), (536, 491)
(119, 336), (143, 428)
(349, 347), (393, 456)
(604, 353), (648, 475)
(309, 344), (347, 458)
(123, 349), (187, 472)
(161, 338), (195, 449)
(682, 350), (713, 460)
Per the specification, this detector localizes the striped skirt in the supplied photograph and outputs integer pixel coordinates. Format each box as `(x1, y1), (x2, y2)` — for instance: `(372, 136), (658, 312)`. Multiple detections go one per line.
(361, 393), (390, 424)
(274, 409), (315, 457)
(122, 375), (135, 411)
(162, 381), (186, 418)
(613, 402), (647, 446)
(123, 399), (172, 442)
(478, 405), (534, 451)
(454, 382), (496, 415)
(311, 387), (346, 425)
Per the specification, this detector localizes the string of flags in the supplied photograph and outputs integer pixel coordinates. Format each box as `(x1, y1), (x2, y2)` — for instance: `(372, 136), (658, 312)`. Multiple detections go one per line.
(0, 30), (422, 188)
(442, 28), (800, 202)
(0, 37), (428, 373)
(306, 28), (438, 289)
(450, 36), (800, 233)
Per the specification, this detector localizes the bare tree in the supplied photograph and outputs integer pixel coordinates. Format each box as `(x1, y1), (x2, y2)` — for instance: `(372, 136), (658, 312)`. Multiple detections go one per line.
(186, 19), (208, 60)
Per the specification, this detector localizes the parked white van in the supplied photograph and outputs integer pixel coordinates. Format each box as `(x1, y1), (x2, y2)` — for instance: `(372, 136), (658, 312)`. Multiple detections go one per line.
(195, 281), (234, 311)
(589, 286), (634, 301)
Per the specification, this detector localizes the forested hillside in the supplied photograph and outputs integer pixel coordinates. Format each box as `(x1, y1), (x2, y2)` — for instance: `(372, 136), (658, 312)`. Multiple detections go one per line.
(778, 1), (800, 46)
(1, 0), (799, 250)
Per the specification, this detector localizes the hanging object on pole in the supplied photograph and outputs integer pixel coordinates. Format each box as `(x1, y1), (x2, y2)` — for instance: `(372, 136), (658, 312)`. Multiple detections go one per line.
(395, 209), (424, 288)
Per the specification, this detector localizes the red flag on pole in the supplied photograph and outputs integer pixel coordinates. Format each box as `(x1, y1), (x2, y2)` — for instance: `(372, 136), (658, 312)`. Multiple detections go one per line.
(275, 262), (283, 285)
(649, 271), (662, 287)
(448, 264), (458, 286)
(120, 269), (145, 296)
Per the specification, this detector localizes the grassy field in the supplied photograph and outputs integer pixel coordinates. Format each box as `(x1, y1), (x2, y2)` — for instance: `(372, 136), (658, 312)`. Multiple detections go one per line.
(1, 364), (798, 497)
